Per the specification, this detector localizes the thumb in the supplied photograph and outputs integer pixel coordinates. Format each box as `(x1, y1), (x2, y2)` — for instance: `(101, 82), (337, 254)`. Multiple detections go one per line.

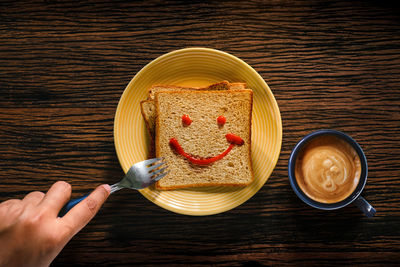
(61, 184), (110, 236)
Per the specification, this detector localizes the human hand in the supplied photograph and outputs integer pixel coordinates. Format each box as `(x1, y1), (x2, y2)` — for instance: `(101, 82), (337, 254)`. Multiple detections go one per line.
(0, 181), (110, 267)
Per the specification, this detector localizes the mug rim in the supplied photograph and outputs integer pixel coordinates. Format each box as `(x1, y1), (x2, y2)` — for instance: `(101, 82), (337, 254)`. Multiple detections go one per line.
(288, 129), (368, 210)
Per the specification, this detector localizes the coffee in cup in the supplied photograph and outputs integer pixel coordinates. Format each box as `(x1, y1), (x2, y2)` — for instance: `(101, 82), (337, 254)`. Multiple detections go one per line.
(294, 135), (361, 204)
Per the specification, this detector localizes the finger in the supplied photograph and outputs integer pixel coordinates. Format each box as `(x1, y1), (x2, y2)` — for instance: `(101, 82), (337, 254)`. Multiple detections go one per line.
(22, 191), (45, 206)
(39, 181), (72, 216)
(61, 184), (110, 236)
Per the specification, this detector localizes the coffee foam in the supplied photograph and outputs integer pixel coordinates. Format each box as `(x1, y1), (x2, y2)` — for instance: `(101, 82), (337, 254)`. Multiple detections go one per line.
(295, 135), (361, 204)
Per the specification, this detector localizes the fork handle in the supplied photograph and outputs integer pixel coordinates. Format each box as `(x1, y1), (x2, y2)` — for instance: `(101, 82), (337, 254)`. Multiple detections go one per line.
(58, 184), (121, 217)
(58, 195), (88, 217)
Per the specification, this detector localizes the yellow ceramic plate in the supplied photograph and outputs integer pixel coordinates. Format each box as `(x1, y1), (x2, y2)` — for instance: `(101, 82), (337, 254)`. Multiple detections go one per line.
(114, 48), (282, 216)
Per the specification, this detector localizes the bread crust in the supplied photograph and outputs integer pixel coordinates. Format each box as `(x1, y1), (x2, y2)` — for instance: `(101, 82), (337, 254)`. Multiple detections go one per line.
(140, 100), (155, 138)
(147, 81), (235, 100)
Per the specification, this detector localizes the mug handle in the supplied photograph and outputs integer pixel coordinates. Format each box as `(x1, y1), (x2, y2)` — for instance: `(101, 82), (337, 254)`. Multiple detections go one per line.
(354, 196), (376, 218)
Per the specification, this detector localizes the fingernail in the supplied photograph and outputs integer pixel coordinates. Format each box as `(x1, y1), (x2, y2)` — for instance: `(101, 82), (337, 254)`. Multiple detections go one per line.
(102, 184), (111, 194)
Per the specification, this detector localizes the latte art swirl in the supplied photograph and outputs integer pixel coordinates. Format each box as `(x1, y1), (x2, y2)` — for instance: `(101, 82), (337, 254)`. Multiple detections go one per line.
(295, 136), (361, 204)
(304, 148), (351, 194)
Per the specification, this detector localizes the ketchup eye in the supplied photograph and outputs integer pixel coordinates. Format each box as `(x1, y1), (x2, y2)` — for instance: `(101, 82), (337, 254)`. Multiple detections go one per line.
(217, 115), (226, 126)
(182, 114), (192, 126)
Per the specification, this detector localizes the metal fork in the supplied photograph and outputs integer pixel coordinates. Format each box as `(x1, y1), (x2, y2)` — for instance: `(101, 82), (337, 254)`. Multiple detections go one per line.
(58, 158), (168, 217)
(109, 158), (167, 193)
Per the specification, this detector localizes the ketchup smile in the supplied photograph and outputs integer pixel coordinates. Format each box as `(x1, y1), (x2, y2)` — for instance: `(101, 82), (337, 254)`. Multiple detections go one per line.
(169, 134), (244, 165)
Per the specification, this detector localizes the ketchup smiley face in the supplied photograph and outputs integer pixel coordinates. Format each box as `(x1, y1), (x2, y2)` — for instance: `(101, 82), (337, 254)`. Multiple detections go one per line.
(169, 115), (244, 165)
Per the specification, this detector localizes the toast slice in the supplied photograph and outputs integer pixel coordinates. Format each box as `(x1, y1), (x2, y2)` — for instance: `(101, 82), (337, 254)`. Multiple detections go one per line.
(155, 89), (253, 190)
(140, 81), (247, 141)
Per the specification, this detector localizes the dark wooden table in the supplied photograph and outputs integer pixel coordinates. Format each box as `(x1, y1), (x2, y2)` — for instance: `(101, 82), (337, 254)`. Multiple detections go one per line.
(1, 1), (399, 266)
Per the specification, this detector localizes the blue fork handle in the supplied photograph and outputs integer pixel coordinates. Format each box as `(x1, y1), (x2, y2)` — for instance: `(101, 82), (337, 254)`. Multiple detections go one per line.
(58, 194), (88, 217)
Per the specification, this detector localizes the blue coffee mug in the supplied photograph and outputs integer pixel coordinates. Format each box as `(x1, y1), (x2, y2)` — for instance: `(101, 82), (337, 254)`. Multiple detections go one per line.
(288, 130), (376, 217)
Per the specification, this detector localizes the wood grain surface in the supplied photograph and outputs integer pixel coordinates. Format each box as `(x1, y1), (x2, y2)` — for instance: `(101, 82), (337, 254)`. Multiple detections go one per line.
(1, 0), (399, 266)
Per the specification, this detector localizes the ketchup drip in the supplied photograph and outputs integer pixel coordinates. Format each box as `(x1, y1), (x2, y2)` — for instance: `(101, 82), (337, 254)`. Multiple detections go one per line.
(169, 133), (244, 165)
(217, 116), (226, 126)
(225, 133), (244, 146)
(181, 114), (192, 126)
